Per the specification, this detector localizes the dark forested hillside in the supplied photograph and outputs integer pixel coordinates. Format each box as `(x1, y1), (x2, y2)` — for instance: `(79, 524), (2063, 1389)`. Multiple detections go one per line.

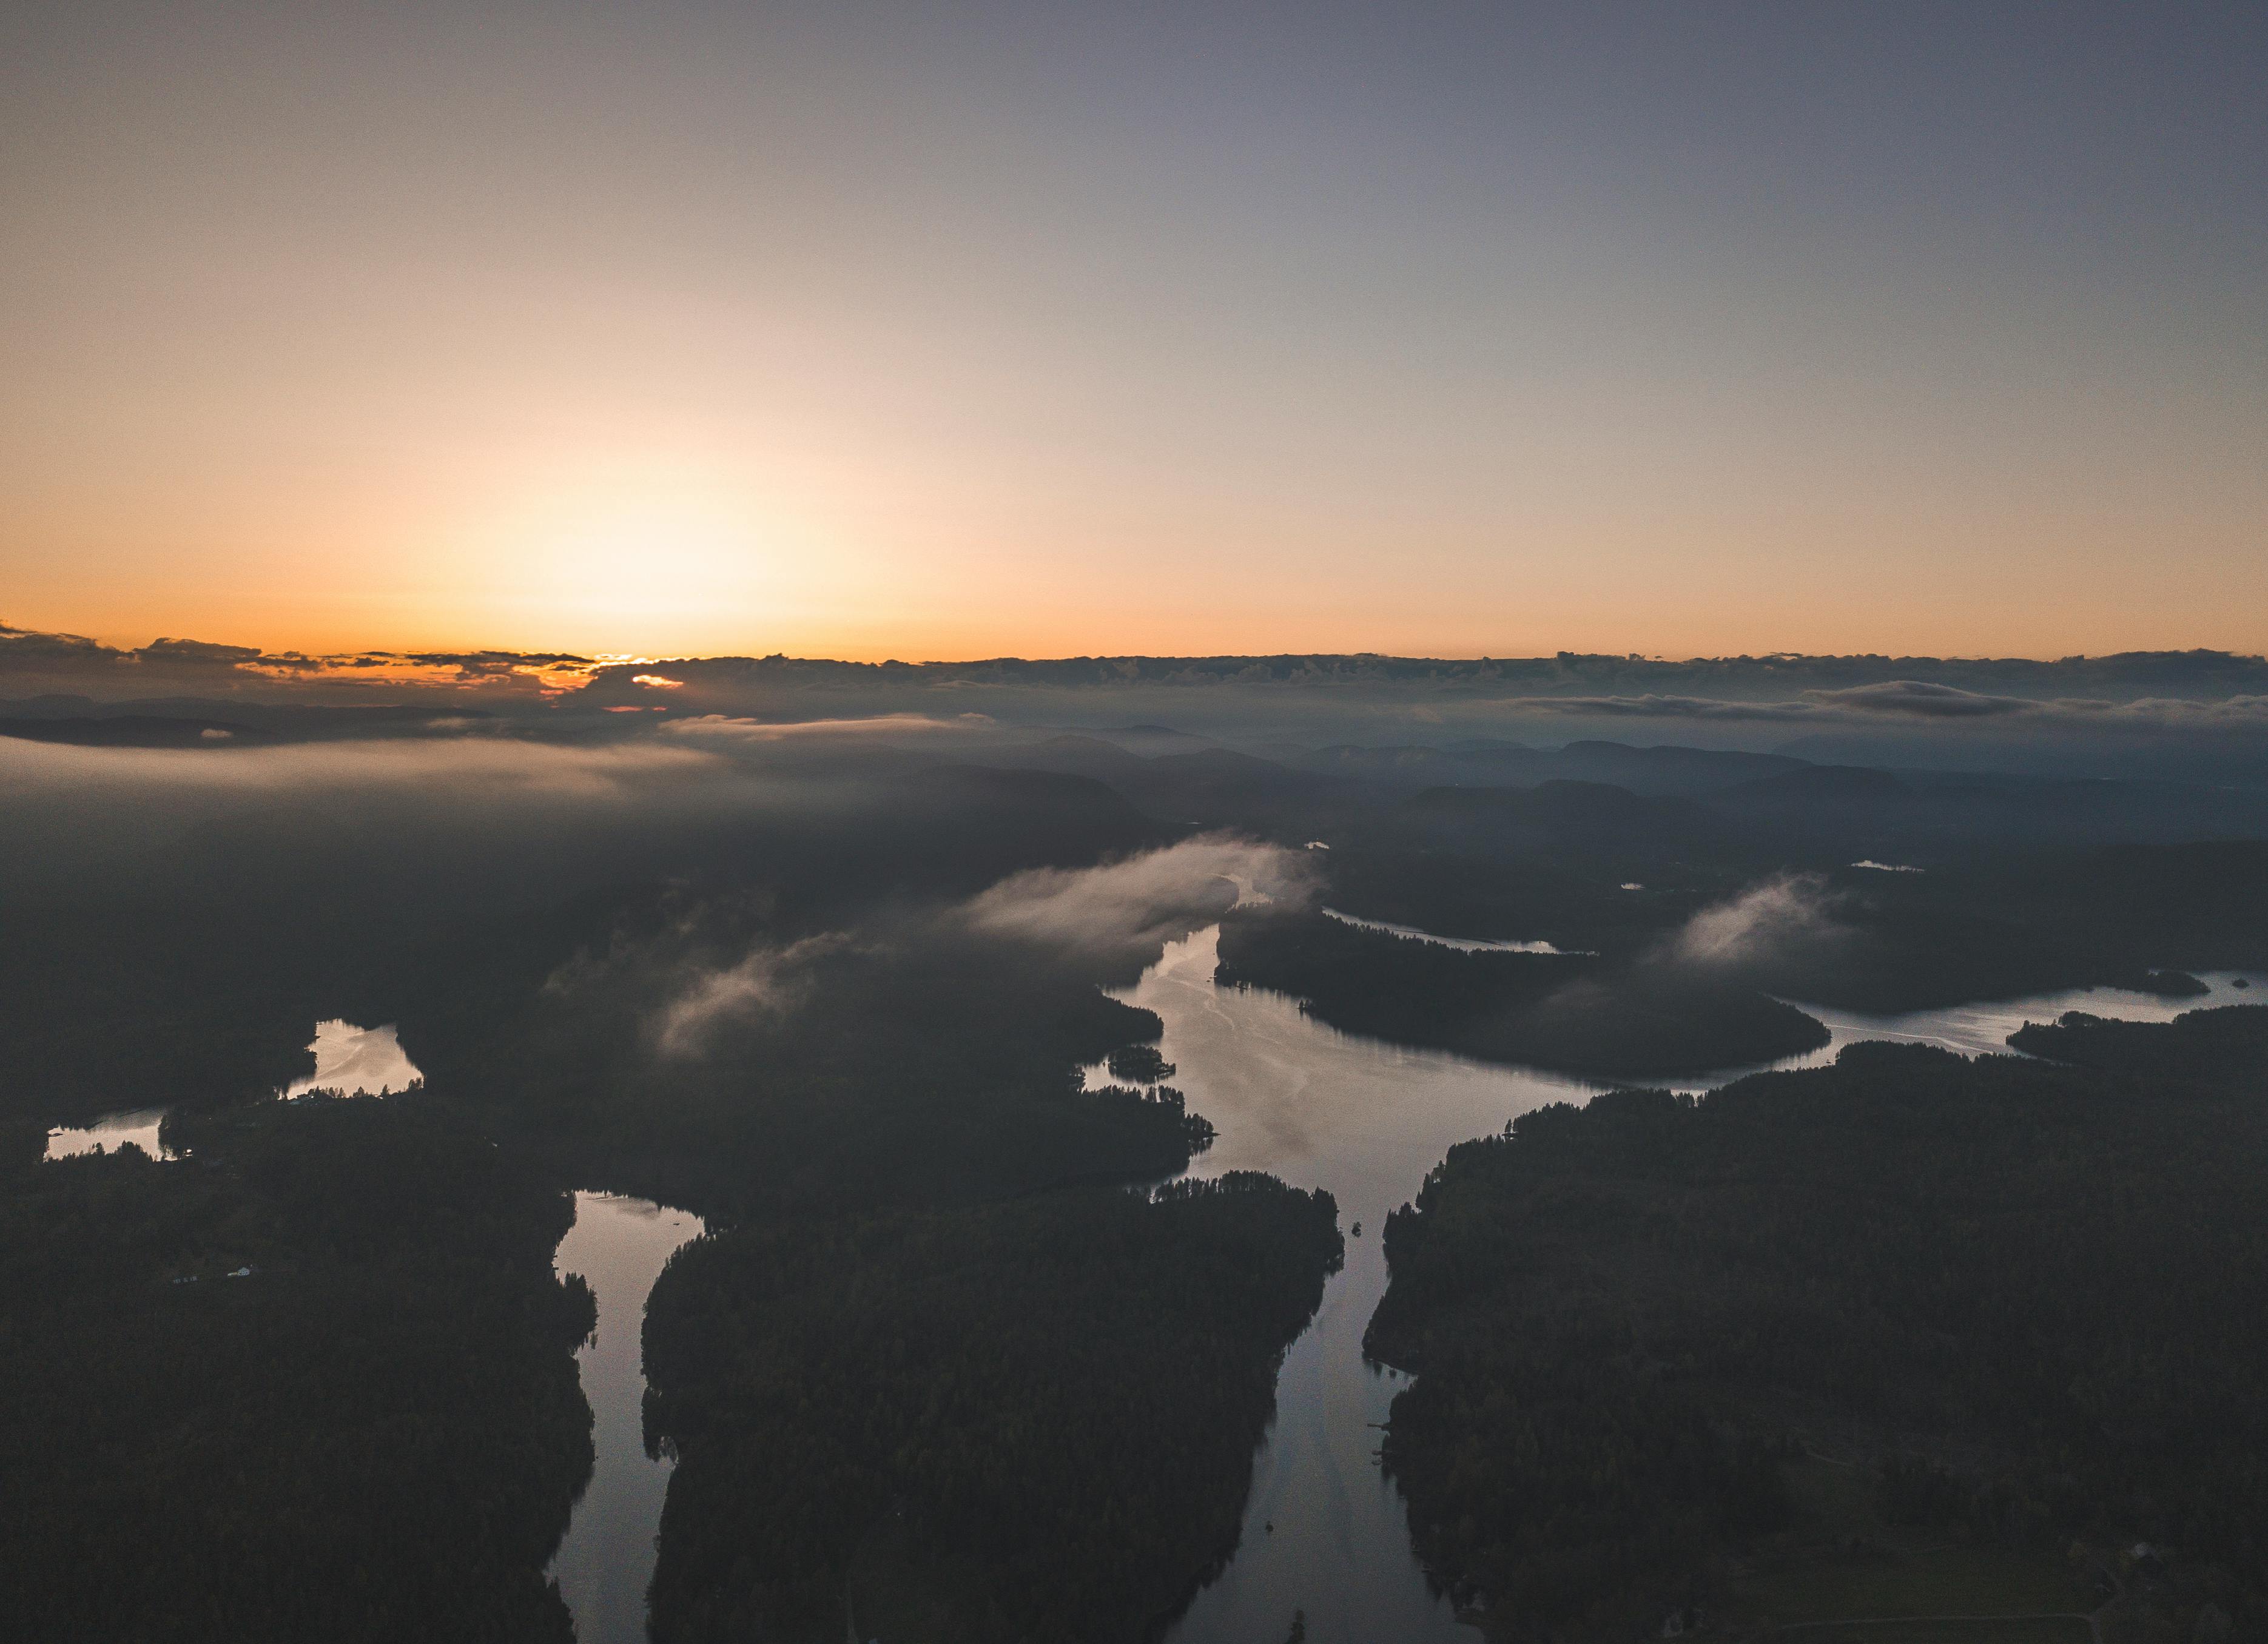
(401, 901), (1206, 1218)
(1365, 1020), (2268, 1639)
(0, 1096), (596, 1643)
(1214, 904), (1828, 1076)
(1311, 788), (2268, 1012)
(642, 1174), (1343, 1644)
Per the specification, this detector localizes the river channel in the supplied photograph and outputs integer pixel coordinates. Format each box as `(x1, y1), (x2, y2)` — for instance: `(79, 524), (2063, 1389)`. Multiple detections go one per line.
(1120, 928), (2255, 1643)
(549, 1193), (706, 1644)
(39, 960), (2250, 1642)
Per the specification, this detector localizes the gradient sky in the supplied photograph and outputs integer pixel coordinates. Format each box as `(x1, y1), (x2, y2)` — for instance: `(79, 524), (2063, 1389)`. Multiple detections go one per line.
(4, 1), (2263, 661)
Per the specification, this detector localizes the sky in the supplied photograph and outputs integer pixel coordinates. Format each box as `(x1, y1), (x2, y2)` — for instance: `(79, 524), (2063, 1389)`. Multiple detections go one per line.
(2, 1), (2263, 663)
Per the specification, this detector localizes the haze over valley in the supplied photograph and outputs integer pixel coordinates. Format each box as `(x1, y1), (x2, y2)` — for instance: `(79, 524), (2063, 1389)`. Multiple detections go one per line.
(7, 4), (2266, 1640)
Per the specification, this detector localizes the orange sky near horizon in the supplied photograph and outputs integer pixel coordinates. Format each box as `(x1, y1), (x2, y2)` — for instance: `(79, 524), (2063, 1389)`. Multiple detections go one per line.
(5, 5), (2263, 667)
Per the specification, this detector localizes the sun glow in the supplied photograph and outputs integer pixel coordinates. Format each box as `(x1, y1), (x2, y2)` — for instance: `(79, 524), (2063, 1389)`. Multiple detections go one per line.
(439, 465), (831, 654)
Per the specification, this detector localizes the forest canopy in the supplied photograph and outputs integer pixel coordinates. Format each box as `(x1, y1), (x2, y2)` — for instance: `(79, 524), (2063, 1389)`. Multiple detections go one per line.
(1365, 1012), (2268, 1639)
(642, 1174), (1342, 1644)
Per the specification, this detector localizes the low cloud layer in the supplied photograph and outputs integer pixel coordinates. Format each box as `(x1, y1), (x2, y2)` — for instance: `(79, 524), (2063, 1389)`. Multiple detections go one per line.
(1476, 682), (2268, 727)
(0, 730), (718, 802)
(963, 837), (1310, 956)
(659, 712), (993, 743)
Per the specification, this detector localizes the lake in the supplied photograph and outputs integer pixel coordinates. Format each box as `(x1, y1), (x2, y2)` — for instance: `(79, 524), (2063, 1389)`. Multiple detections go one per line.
(41, 1017), (424, 1161)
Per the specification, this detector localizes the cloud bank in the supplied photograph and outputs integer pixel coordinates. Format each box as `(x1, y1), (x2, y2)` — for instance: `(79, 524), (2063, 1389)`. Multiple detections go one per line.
(1474, 684), (2268, 726)
(659, 712), (994, 743)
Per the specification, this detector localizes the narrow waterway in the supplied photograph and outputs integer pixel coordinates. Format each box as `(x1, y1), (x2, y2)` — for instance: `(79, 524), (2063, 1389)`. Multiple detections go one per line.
(548, 1192), (705, 1644)
(1121, 927), (2257, 1643)
(1126, 926), (1590, 1642)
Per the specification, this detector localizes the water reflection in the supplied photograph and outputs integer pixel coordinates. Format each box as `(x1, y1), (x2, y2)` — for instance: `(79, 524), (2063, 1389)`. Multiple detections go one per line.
(550, 1192), (705, 1644)
(44, 1107), (174, 1161)
(1145, 926), (1583, 1642)
(1670, 970), (2261, 1091)
(281, 1019), (423, 1099)
(42, 1017), (425, 1160)
(1139, 929), (2258, 1644)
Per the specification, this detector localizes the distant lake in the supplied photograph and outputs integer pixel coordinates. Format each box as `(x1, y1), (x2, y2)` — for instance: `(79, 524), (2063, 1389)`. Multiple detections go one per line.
(43, 1107), (173, 1161)
(42, 1017), (425, 1161)
(280, 1019), (422, 1099)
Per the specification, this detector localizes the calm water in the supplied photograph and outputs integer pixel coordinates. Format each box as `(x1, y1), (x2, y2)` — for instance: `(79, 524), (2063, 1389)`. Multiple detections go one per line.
(1123, 926), (1591, 1642)
(281, 1019), (423, 1098)
(1120, 928), (2260, 1643)
(43, 1106), (173, 1161)
(42, 1017), (425, 1161)
(549, 1192), (705, 1644)
(1671, 968), (2262, 1091)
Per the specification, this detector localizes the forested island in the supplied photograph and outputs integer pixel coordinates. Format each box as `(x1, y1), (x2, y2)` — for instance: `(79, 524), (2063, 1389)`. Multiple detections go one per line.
(1365, 1011), (2268, 1640)
(1215, 904), (1829, 1077)
(2009, 1002), (2268, 1082)
(642, 1174), (1342, 1642)
(0, 1096), (597, 1641)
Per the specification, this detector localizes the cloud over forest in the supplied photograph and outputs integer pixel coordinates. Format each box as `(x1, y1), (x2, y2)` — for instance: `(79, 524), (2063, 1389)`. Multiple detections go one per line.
(962, 837), (1311, 957)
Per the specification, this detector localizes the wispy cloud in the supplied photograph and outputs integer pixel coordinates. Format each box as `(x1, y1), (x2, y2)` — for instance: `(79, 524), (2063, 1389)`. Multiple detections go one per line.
(653, 932), (853, 1057)
(659, 712), (994, 742)
(1671, 873), (1841, 966)
(962, 836), (1309, 955)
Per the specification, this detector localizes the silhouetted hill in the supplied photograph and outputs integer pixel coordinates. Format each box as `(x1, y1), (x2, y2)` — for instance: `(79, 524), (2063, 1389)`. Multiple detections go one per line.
(1404, 780), (1723, 866)
(1547, 739), (1806, 793)
(0, 715), (269, 747)
(1283, 739), (1809, 797)
(1720, 764), (1910, 802)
